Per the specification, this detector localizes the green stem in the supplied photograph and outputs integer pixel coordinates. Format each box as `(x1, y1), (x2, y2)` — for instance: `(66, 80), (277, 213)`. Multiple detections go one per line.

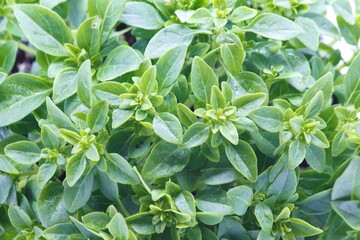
(18, 42), (37, 56)
(116, 198), (130, 217)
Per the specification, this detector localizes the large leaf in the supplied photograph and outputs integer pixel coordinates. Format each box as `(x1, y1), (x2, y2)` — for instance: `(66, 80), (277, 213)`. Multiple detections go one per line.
(142, 141), (190, 179)
(97, 45), (142, 81)
(153, 113), (183, 144)
(224, 141), (258, 182)
(120, 2), (164, 30)
(241, 13), (303, 41)
(145, 24), (193, 59)
(191, 56), (218, 103)
(14, 5), (72, 56)
(0, 74), (52, 127)
(38, 182), (70, 228)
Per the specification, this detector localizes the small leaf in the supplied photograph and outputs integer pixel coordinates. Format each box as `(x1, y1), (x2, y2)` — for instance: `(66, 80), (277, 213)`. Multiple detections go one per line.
(8, 204), (32, 230)
(77, 60), (93, 108)
(66, 153), (87, 187)
(290, 218), (323, 236)
(219, 121), (239, 145)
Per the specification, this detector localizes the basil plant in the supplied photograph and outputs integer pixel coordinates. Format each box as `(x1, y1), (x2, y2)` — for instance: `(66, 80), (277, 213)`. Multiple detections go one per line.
(1, 0), (360, 239)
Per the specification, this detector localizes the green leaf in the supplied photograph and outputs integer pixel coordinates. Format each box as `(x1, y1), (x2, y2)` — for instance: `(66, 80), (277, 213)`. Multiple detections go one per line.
(302, 72), (333, 105)
(332, 130), (348, 157)
(0, 155), (18, 174)
(333, 0), (355, 25)
(120, 2), (164, 30)
(38, 182), (69, 228)
(201, 168), (241, 185)
(8, 204), (32, 230)
(210, 86), (226, 109)
(41, 125), (62, 149)
(344, 53), (360, 104)
(177, 103), (198, 128)
(191, 56), (218, 103)
(294, 17), (320, 52)
(311, 130), (329, 148)
(332, 157), (360, 201)
(196, 186), (233, 215)
(175, 191), (196, 218)
(196, 212), (223, 225)
(66, 153), (87, 187)
(145, 24), (193, 59)
(0, 41), (18, 73)
(305, 145), (325, 173)
(37, 163), (57, 189)
(288, 140), (306, 169)
(106, 153), (139, 185)
(139, 66), (157, 95)
(232, 93), (267, 116)
(219, 121), (239, 145)
(142, 141), (190, 179)
(46, 97), (77, 131)
(0, 174), (13, 204)
(101, 0), (126, 38)
(87, 100), (109, 133)
(93, 82), (128, 105)
(156, 44), (187, 92)
(77, 60), (93, 108)
(229, 6), (257, 23)
(305, 91), (323, 118)
(0, 74), (52, 127)
(331, 200), (360, 231)
(112, 109), (134, 128)
(181, 122), (209, 148)
(220, 42), (245, 75)
(76, 16), (101, 56)
(224, 140), (258, 182)
(227, 72), (268, 100)
(108, 213), (128, 240)
(248, 106), (283, 133)
(14, 5), (72, 56)
(52, 68), (78, 104)
(290, 218), (323, 236)
(97, 46), (142, 81)
(254, 203), (273, 234)
(82, 212), (110, 231)
(241, 13), (303, 41)
(153, 113), (183, 144)
(42, 223), (80, 240)
(63, 168), (95, 213)
(227, 186), (253, 216)
(5, 141), (41, 165)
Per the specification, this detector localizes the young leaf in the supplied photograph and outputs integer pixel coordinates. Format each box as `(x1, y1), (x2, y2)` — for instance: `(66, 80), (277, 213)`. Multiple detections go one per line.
(14, 5), (72, 56)
(0, 41), (18, 73)
(108, 213), (128, 240)
(66, 153), (87, 187)
(8, 204), (33, 230)
(254, 203), (273, 234)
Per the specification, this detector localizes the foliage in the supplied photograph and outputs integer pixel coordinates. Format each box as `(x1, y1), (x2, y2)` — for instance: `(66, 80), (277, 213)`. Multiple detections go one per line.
(0, 0), (360, 239)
